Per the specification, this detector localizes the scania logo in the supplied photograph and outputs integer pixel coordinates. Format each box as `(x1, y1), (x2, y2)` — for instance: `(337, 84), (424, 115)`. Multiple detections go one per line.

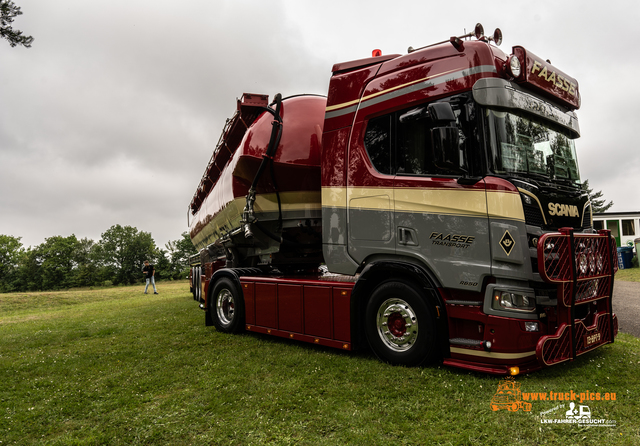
(548, 202), (579, 218)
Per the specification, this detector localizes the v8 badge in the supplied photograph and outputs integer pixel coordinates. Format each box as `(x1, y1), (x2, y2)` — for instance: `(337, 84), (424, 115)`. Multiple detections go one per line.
(499, 230), (515, 256)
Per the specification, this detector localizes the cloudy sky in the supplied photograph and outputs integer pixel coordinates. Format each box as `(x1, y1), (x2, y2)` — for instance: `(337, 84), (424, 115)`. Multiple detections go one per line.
(1, 0), (638, 249)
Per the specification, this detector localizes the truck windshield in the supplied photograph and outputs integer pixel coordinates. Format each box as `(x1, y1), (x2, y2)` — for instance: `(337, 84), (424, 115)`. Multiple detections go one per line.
(485, 109), (581, 185)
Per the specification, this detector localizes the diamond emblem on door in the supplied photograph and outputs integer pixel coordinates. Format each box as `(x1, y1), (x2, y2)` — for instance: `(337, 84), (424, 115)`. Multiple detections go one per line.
(499, 230), (515, 256)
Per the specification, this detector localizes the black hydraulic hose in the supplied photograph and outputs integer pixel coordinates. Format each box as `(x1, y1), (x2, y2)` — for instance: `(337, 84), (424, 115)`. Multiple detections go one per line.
(269, 158), (283, 231)
(250, 93), (283, 191)
(267, 106), (284, 230)
(242, 94), (284, 240)
(267, 95), (283, 155)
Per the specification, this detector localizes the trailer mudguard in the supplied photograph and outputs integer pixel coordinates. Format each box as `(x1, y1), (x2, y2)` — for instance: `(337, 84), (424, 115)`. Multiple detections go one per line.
(205, 267), (264, 326)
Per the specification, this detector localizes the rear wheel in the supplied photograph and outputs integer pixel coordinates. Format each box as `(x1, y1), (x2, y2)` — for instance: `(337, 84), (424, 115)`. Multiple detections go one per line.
(192, 267), (201, 301)
(365, 280), (436, 366)
(210, 277), (244, 333)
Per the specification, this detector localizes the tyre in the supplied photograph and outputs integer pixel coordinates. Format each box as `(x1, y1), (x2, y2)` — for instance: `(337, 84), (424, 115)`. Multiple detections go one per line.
(192, 267), (201, 301)
(191, 267), (196, 300)
(365, 280), (436, 366)
(210, 277), (244, 333)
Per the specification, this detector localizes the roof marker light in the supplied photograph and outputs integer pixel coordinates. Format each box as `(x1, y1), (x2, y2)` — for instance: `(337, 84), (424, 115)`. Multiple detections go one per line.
(372, 49), (382, 57)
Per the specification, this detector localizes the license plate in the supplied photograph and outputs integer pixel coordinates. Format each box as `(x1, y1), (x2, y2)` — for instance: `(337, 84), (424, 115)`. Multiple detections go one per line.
(584, 331), (601, 347)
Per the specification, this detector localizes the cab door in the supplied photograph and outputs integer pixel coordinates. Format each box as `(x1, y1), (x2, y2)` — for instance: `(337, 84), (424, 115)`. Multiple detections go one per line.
(346, 113), (395, 264)
(391, 99), (492, 293)
(394, 176), (491, 292)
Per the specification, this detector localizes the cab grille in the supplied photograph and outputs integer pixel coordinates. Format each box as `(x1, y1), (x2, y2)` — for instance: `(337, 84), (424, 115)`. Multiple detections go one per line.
(524, 203), (545, 227)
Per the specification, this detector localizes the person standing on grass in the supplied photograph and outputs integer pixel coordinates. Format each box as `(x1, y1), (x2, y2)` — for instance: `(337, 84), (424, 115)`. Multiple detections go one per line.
(142, 260), (158, 294)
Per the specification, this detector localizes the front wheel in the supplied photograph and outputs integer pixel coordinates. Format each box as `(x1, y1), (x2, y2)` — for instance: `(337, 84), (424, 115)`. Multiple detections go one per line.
(210, 277), (244, 333)
(365, 280), (436, 366)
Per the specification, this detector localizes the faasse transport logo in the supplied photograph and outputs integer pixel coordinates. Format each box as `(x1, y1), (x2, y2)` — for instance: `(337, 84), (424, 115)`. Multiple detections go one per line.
(491, 377), (617, 427)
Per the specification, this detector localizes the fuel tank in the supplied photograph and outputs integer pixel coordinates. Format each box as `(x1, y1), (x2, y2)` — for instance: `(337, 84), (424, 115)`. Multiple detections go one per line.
(189, 94), (325, 263)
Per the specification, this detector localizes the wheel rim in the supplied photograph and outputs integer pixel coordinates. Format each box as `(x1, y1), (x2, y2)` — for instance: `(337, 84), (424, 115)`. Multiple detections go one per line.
(376, 298), (418, 352)
(216, 288), (235, 326)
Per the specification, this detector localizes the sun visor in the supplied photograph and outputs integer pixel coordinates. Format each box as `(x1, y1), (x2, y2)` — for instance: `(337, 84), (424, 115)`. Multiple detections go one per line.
(473, 78), (580, 138)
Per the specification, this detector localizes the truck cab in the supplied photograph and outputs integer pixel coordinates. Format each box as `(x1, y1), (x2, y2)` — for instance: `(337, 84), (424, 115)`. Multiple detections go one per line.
(320, 30), (616, 374)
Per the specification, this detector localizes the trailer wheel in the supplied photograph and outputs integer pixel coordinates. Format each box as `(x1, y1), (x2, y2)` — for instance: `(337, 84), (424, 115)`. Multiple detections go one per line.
(365, 280), (435, 366)
(192, 267), (201, 301)
(192, 267), (197, 300)
(210, 277), (244, 333)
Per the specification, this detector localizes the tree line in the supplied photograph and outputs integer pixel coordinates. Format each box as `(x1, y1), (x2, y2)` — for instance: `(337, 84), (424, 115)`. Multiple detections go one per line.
(0, 225), (197, 293)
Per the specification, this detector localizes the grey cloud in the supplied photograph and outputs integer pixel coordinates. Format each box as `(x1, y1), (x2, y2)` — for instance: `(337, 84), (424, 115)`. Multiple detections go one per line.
(1, 0), (637, 249)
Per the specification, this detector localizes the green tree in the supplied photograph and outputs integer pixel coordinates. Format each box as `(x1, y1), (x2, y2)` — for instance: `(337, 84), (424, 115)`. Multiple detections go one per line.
(0, 234), (23, 291)
(581, 180), (614, 213)
(155, 249), (172, 281)
(13, 247), (42, 291)
(72, 237), (99, 288)
(94, 225), (158, 285)
(1, 0), (33, 48)
(165, 232), (197, 280)
(35, 235), (82, 290)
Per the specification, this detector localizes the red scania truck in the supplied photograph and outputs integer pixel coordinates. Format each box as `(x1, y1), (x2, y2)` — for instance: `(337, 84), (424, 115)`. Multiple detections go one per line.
(188, 24), (617, 375)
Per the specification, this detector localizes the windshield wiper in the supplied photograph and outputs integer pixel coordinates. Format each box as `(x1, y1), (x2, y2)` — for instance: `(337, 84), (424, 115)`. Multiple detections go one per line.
(508, 171), (553, 186)
(553, 177), (580, 188)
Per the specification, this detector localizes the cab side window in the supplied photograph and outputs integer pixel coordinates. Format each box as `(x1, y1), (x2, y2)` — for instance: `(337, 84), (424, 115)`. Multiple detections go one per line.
(397, 107), (435, 175)
(363, 94), (472, 177)
(363, 115), (392, 175)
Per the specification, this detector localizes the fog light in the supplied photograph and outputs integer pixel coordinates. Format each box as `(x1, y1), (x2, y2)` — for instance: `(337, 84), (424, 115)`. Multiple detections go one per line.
(510, 366), (520, 376)
(524, 321), (539, 332)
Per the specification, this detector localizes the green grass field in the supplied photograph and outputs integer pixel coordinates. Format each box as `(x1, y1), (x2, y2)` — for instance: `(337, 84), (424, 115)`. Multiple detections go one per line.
(1, 281), (638, 445)
(615, 266), (640, 282)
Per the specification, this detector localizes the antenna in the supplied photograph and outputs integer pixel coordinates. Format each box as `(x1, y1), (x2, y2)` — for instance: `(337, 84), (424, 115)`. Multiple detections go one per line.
(408, 23), (502, 53)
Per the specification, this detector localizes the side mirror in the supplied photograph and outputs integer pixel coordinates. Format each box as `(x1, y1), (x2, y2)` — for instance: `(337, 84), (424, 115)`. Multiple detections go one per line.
(431, 127), (461, 170)
(427, 102), (456, 122)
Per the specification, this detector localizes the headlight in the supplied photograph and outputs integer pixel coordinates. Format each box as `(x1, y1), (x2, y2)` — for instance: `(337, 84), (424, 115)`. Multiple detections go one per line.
(492, 290), (536, 312)
(588, 253), (596, 274)
(596, 252), (604, 273)
(578, 253), (588, 275)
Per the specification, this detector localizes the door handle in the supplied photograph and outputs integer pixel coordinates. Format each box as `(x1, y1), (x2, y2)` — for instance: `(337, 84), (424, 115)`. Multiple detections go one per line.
(398, 227), (418, 246)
